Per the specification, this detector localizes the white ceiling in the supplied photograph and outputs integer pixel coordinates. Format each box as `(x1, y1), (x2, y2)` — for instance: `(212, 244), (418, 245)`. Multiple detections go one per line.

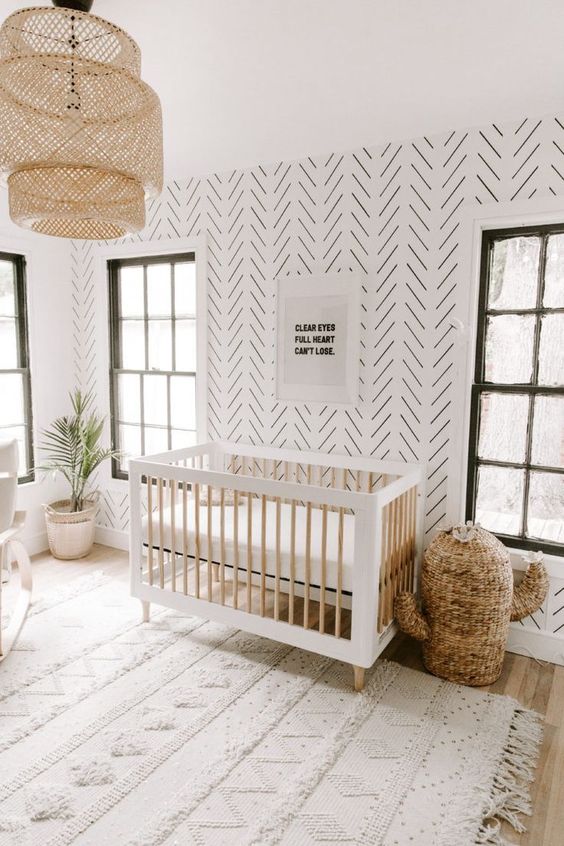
(2, 0), (564, 179)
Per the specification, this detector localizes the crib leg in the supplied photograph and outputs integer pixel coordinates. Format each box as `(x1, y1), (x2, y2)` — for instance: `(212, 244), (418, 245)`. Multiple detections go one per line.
(353, 665), (365, 692)
(141, 601), (150, 623)
(212, 563), (220, 583)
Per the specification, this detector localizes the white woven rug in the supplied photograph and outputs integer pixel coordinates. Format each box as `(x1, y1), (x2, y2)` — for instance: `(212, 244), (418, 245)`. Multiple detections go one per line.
(0, 573), (542, 846)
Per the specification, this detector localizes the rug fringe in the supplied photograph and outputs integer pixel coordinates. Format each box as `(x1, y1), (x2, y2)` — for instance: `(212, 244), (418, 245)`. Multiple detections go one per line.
(474, 707), (543, 846)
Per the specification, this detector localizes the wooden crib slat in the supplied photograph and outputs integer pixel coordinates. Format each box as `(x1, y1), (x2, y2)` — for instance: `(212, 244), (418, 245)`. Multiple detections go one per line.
(220, 487), (226, 605)
(383, 498), (392, 626)
(377, 501), (387, 633)
(207, 485), (213, 602)
(335, 506), (344, 638)
(182, 480), (188, 595)
(157, 477), (165, 589)
(194, 483), (200, 599)
(395, 493), (404, 604)
(386, 497), (397, 626)
(397, 492), (405, 595)
(401, 491), (409, 593)
(319, 504), (327, 634)
(383, 499), (394, 629)
(147, 476), (153, 586)
(170, 478), (176, 592)
(233, 490), (239, 610)
(408, 485), (416, 589)
(247, 492), (253, 613)
(289, 499), (296, 626)
(260, 494), (267, 616)
(275, 498), (281, 621)
(304, 499), (312, 629)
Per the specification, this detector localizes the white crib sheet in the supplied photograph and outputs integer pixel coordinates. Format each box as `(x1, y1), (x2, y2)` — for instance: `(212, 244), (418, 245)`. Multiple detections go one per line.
(142, 499), (356, 594)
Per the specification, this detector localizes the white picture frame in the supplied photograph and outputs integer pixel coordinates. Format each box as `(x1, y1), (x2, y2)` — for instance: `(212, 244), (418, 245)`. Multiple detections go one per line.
(276, 273), (360, 404)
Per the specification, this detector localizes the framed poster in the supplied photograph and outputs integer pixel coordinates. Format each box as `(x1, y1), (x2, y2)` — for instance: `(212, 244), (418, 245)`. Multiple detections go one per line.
(276, 273), (360, 404)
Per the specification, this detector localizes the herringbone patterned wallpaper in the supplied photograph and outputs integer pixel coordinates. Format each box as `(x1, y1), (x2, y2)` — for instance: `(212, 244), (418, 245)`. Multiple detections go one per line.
(70, 112), (564, 634)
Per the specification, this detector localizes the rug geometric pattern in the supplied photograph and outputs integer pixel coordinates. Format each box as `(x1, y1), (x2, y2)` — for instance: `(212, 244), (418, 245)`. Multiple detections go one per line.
(0, 573), (541, 846)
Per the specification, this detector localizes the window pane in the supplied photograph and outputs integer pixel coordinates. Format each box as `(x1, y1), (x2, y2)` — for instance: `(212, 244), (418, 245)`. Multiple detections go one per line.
(118, 424), (141, 468)
(171, 428), (197, 449)
(0, 318), (17, 368)
(0, 424), (27, 476)
(147, 263), (171, 317)
(531, 395), (564, 469)
(0, 373), (24, 426)
(170, 375), (196, 430)
(538, 314), (564, 386)
(484, 315), (534, 383)
(148, 320), (172, 371)
(544, 233), (564, 307)
(144, 426), (168, 455)
(527, 471), (564, 543)
(475, 465), (524, 536)
(121, 320), (145, 369)
(0, 261), (15, 316)
(488, 236), (540, 310)
(117, 373), (141, 423)
(119, 265), (144, 317)
(176, 319), (197, 372)
(175, 262), (196, 316)
(143, 374), (168, 426)
(478, 392), (529, 463)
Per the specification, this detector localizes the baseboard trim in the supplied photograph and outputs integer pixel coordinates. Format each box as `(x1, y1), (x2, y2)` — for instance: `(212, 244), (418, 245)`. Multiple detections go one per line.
(507, 626), (564, 667)
(94, 525), (129, 551)
(23, 530), (49, 557)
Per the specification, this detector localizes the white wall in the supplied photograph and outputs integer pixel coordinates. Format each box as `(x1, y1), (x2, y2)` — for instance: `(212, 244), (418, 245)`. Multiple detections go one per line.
(0, 190), (74, 553)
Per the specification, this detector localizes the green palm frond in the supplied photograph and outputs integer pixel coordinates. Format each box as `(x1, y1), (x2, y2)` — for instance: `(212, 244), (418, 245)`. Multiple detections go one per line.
(35, 388), (121, 512)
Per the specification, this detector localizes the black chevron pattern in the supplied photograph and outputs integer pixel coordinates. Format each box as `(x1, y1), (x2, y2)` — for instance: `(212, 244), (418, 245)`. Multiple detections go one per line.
(68, 113), (563, 551)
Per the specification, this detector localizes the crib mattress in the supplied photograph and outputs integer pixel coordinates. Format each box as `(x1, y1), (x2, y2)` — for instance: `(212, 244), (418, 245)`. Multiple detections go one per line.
(142, 499), (356, 594)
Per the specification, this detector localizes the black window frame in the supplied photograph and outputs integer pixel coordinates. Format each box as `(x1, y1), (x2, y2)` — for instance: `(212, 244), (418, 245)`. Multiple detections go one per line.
(108, 252), (197, 481)
(0, 251), (33, 484)
(466, 223), (564, 555)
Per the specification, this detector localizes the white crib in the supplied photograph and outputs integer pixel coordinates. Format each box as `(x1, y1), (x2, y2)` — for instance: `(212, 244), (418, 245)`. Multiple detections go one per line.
(129, 441), (425, 690)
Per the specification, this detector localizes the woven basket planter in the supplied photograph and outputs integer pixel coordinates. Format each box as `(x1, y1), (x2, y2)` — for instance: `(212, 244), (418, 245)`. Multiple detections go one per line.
(395, 526), (548, 686)
(43, 496), (99, 560)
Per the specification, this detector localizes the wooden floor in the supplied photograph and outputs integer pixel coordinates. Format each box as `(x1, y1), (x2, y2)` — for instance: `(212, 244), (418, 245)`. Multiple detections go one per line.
(5, 543), (564, 846)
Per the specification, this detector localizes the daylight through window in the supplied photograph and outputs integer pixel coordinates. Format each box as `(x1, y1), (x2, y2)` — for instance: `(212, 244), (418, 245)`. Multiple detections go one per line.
(108, 253), (198, 479)
(0, 252), (33, 482)
(467, 226), (564, 554)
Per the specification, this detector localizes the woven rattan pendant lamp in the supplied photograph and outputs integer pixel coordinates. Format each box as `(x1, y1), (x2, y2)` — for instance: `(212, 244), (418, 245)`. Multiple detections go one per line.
(0, 0), (162, 239)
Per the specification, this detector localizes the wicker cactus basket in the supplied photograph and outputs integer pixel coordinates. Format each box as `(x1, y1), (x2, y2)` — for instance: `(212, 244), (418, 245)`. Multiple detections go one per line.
(395, 525), (548, 686)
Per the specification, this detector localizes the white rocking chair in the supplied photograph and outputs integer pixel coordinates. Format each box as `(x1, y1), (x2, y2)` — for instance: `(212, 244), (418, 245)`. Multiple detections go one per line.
(0, 440), (33, 661)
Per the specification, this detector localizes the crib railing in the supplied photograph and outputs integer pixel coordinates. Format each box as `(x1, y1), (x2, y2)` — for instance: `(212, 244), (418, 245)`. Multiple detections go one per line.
(129, 441), (425, 668)
(224, 453), (397, 510)
(141, 471), (356, 639)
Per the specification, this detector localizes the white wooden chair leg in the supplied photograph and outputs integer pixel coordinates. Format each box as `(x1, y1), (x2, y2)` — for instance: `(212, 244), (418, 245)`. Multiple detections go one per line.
(0, 538), (32, 662)
(353, 665), (365, 692)
(141, 600), (150, 623)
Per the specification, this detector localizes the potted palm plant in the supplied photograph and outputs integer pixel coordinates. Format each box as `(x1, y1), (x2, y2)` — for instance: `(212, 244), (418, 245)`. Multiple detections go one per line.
(39, 389), (119, 560)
